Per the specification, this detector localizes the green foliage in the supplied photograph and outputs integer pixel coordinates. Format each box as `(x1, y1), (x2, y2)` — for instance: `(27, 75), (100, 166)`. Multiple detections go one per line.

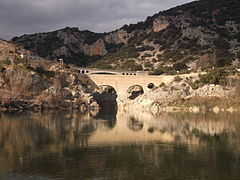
(214, 49), (234, 67)
(121, 60), (143, 71)
(150, 66), (177, 75)
(163, 50), (184, 62)
(13, 56), (29, 67)
(1, 58), (11, 65)
(152, 58), (158, 63)
(199, 68), (229, 85)
(137, 45), (155, 52)
(173, 62), (188, 71)
(105, 43), (124, 53)
(144, 61), (152, 68)
(189, 80), (200, 90)
(157, 54), (165, 62)
(213, 38), (231, 50)
(92, 62), (113, 69)
(142, 53), (152, 59)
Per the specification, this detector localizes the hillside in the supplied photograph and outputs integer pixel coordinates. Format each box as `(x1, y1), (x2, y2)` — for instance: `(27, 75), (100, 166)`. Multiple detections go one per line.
(0, 38), (33, 65)
(12, 0), (240, 74)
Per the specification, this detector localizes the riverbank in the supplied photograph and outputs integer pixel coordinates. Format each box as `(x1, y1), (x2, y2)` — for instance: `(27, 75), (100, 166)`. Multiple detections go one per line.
(119, 69), (240, 113)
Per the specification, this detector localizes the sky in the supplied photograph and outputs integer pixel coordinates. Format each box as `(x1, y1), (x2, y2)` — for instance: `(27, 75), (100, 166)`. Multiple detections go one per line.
(0, 0), (194, 40)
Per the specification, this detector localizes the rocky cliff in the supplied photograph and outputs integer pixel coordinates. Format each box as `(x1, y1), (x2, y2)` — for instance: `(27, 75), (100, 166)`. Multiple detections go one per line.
(0, 39), (103, 111)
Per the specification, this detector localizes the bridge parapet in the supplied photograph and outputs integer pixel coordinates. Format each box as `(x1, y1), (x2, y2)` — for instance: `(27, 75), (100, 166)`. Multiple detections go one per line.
(77, 68), (148, 76)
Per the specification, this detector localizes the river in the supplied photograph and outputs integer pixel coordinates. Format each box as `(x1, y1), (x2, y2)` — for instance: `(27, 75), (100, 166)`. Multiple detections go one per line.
(0, 110), (240, 180)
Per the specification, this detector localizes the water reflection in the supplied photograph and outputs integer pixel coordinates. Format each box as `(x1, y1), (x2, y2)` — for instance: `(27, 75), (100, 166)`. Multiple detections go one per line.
(0, 110), (240, 180)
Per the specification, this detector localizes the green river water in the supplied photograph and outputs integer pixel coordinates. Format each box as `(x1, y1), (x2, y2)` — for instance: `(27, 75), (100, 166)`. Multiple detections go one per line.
(0, 110), (240, 180)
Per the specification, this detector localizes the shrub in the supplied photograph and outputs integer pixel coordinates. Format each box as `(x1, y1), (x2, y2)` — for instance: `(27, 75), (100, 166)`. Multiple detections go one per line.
(121, 60), (143, 71)
(173, 62), (188, 71)
(137, 45), (155, 52)
(13, 56), (30, 67)
(1, 58), (11, 65)
(152, 58), (157, 63)
(144, 61), (152, 68)
(190, 80), (200, 90)
(199, 68), (229, 85)
(173, 75), (182, 82)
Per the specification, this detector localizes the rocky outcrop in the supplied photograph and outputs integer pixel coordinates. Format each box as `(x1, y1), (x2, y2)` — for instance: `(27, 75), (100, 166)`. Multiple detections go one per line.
(152, 17), (169, 32)
(83, 39), (107, 56)
(119, 77), (235, 113)
(104, 29), (134, 44)
(0, 64), (100, 111)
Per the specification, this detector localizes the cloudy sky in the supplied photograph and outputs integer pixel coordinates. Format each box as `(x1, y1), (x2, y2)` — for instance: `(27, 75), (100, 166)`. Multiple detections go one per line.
(0, 0), (194, 40)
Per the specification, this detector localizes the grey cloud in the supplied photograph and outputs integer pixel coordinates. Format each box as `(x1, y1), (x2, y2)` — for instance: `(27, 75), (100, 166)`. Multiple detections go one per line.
(0, 0), (193, 39)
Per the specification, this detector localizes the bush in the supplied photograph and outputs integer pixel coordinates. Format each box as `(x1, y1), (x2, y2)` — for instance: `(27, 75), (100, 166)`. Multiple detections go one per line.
(1, 58), (11, 65)
(152, 58), (157, 63)
(13, 56), (29, 67)
(199, 68), (229, 85)
(190, 80), (200, 90)
(121, 60), (143, 71)
(173, 75), (182, 82)
(144, 61), (152, 68)
(137, 45), (155, 52)
(173, 62), (188, 71)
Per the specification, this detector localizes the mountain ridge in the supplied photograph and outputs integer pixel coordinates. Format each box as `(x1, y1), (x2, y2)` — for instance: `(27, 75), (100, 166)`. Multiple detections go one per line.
(12, 0), (240, 74)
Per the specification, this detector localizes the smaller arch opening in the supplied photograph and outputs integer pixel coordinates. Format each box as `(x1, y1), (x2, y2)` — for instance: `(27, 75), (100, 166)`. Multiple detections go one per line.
(127, 85), (144, 100)
(134, 74), (136, 76)
(82, 70), (85, 74)
(130, 73), (132, 75)
(126, 73), (129, 75)
(147, 83), (155, 89)
(78, 70), (81, 73)
(86, 70), (89, 73)
(122, 73), (125, 75)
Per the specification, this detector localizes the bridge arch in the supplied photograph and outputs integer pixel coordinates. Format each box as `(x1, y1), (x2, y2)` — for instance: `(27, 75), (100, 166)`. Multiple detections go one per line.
(87, 75), (168, 100)
(93, 85), (118, 110)
(127, 85), (144, 100)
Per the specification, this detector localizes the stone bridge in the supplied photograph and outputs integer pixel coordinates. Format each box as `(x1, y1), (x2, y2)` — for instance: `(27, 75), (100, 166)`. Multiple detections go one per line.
(76, 68), (199, 100)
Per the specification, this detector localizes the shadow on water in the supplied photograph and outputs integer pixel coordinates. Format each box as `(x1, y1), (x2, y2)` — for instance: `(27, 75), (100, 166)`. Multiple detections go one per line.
(1, 110), (240, 180)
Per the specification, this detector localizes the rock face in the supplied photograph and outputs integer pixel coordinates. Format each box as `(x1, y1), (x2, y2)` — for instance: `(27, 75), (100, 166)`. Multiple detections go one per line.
(83, 39), (107, 56)
(0, 64), (99, 111)
(152, 17), (169, 32)
(119, 76), (235, 112)
(12, 0), (240, 72)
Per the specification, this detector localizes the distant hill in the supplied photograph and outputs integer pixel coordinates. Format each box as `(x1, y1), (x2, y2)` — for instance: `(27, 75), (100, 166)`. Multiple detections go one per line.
(12, 0), (240, 74)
